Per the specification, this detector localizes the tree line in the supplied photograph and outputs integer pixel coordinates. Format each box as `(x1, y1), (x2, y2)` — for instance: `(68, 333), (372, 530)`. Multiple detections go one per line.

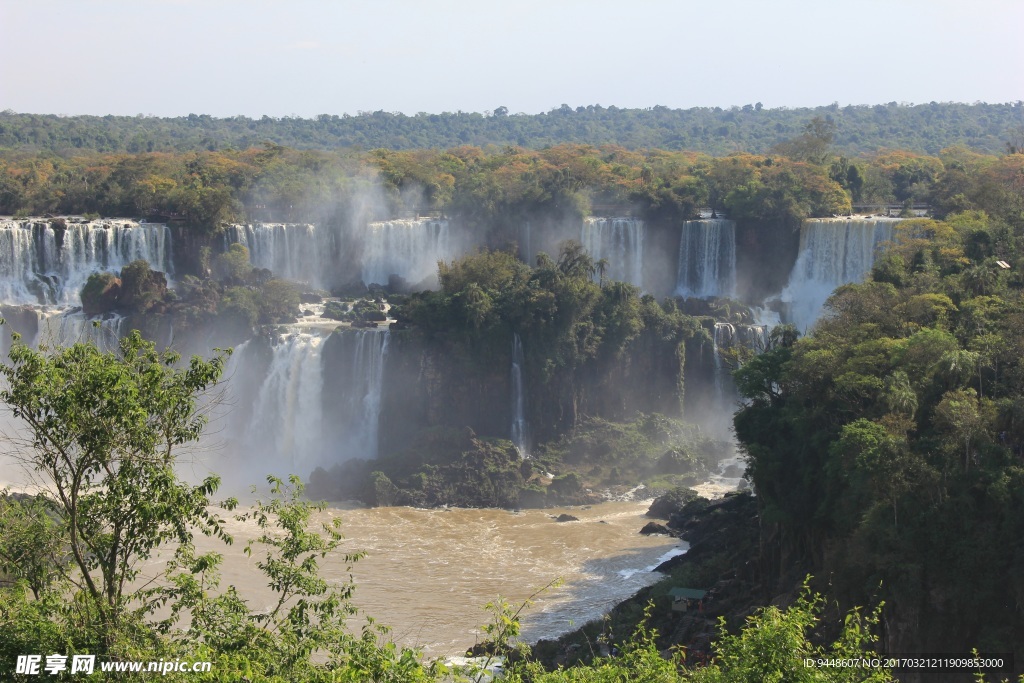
(1, 101), (1022, 156)
(2, 136), (1021, 238)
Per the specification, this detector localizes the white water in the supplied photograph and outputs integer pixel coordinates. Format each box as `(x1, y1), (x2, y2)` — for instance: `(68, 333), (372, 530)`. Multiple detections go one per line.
(581, 218), (644, 288)
(245, 332), (327, 473)
(34, 308), (127, 351)
(780, 218), (899, 331)
(712, 322), (735, 407)
(231, 326), (391, 476)
(333, 328), (391, 462)
(224, 223), (335, 288)
(362, 219), (453, 287)
(676, 219), (736, 299)
(510, 333), (528, 457)
(0, 219), (172, 305)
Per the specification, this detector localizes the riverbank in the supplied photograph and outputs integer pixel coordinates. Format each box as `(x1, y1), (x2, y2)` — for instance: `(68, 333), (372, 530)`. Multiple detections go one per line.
(528, 491), (762, 669)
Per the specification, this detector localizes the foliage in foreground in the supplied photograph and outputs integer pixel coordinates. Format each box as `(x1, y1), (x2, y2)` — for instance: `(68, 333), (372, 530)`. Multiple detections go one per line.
(505, 587), (894, 683)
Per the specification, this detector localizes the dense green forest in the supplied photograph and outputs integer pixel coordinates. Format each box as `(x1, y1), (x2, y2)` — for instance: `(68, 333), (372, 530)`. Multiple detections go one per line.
(2, 101), (1022, 156)
(3, 130), (1022, 238)
(734, 209), (1024, 658)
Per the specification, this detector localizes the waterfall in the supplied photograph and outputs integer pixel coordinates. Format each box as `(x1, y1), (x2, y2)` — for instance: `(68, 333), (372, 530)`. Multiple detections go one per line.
(581, 218), (644, 288)
(735, 324), (770, 355)
(0, 219), (172, 305)
(237, 326), (392, 475)
(711, 323), (735, 405)
(362, 219), (452, 287)
(510, 333), (528, 458)
(246, 332), (327, 472)
(780, 218), (899, 331)
(224, 223), (335, 288)
(675, 219), (736, 299)
(332, 328), (391, 462)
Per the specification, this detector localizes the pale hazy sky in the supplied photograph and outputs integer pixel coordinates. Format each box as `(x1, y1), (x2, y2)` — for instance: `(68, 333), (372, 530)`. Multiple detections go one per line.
(1, 0), (1021, 118)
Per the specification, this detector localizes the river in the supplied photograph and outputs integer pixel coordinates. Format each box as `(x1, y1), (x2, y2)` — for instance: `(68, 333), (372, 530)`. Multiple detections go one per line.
(194, 499), (684, 658)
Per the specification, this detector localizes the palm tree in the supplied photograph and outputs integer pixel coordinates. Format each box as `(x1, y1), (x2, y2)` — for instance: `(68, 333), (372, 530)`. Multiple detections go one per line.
(596, 258), (609, 287)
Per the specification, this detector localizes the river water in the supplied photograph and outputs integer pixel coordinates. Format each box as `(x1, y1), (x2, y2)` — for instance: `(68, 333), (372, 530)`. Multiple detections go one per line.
(195, 500), (684, 658)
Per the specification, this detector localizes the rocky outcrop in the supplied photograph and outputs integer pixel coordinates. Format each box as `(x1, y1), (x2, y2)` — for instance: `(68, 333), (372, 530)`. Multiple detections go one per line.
(639, 521), (670, 535)
(646, 486), (703, 519)
(531, 492), (762, 670)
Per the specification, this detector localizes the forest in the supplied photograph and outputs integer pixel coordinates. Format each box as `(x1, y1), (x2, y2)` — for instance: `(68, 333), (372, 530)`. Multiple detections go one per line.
(2, 120), (1022, 235)
(1, 101), (1022, 156)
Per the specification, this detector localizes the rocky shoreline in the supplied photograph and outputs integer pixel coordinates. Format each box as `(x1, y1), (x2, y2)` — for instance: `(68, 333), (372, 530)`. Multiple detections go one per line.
(526, 489), (763, 669)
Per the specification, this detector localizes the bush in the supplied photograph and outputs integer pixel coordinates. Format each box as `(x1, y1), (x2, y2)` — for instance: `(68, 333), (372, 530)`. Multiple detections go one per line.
(322, 300), (349, 321)
(118, 259), (167, 313)
(258, 279), (300, 324)
(80, 271), (121, 316)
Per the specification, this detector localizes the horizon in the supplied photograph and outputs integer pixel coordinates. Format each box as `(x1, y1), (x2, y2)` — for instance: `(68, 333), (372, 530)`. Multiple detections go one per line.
(2, 0), (1021, 119)
(4, 99), (1022, 121)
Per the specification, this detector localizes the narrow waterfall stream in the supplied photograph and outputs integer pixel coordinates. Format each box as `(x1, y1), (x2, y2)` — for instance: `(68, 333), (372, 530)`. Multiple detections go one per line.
(510, 332), (528, 457)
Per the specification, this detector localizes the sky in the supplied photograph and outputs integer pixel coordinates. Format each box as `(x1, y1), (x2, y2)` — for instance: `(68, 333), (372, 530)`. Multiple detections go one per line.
(1, 0), (1021, 118)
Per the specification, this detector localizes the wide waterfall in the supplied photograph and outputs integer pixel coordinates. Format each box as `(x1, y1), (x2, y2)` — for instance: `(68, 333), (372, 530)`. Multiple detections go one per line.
(362, 219), (452, 287)
(224, 223), (335, 288)
(233, 327), (391, 476)
(510, 333), (528, 457)
(581, 218), (644, 288)
(780, 218), (899, 331)
(675, 219), (736, 299)
(0, 219), (172, 305)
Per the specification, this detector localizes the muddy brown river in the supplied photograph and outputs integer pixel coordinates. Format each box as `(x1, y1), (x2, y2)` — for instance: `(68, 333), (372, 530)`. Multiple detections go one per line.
(192, 500), (684, 658)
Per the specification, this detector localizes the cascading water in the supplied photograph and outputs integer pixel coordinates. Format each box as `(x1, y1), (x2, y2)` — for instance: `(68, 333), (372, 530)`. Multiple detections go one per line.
(581, 218), (644, 288)
(362, 219), (452, 287)
(245, 332), (327, 473)
(779, 218), (899, 331)
(224, 223), (335, 288)
(739, 324), (771, 354)
(331, 328), (391, 462)
(234, 326), (392, 476)
(510, 333), (529, 458)
(0, 219), (172, 305)
(675, 219), (736, 299)
(711, 323), (735, 406)
(33, 309), (126, 351)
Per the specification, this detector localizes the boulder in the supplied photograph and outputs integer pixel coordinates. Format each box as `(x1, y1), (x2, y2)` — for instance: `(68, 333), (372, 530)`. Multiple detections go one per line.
(647, 487), (704, 519)
(555, 514), (579, 523)
(639, 522), (670, 535)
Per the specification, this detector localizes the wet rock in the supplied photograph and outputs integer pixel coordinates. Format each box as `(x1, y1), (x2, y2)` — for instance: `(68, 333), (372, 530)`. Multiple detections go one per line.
(639, 522), (670, 535)
(646, 487), (704, 519)
(555, 514), (579, 522)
